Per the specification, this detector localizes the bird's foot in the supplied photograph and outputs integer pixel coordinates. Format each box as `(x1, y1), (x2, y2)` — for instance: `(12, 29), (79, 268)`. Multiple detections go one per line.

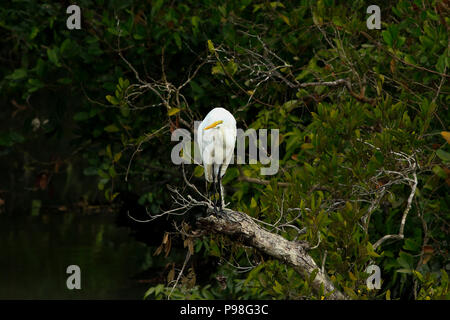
(216, 208), (226, 219)
(214, 206), (224, 217)
(212, 198), (222, 215)
(212, 200), (218, 216)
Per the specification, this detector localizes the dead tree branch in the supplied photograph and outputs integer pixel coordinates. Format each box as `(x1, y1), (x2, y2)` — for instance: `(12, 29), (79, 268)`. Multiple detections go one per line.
(213, 31), (375, 107)
(197, 208), (346, 300)
(157, 177), (345, 299)
(353, 142), (419, 250)
(373, 168), (418, 250)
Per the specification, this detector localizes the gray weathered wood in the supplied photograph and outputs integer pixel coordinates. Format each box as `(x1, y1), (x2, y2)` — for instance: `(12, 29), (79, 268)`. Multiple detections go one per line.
(197, 208), (346, 300)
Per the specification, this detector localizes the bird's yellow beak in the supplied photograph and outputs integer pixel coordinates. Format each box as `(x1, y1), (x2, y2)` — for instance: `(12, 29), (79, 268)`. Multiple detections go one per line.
(204, 120), (223, 130)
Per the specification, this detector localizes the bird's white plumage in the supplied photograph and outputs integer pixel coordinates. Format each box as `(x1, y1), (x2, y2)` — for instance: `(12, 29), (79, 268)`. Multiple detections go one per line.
(197, 107), (236, 182)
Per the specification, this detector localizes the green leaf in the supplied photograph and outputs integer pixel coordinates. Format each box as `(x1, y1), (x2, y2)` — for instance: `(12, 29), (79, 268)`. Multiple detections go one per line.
(108, 166), (117, 178)
(106, 95), (119, 105)
(98, 178), (109, 191)
(279, 14), (290, 26)
(403, 238), (420, 252)
(193, 165), (204, 177)
(374, 151), (384, 164)
(282, 100), (299, 111)
(367, 242), (381, 257)
(151, 0), (164, 16)
(397, 253), (413, 270)
(144, 287), (155, 300)
(435, 52), (447, 73)
(57, 78), (72, 85)
(7, 68), (27, 80)
(207, 40), (215, 53)
(46, 47), (60, 66)
(209, 240), (220, 257)
(436, 149), (450, 162)
(29, 26), (39, 40)
(270, 2), (285, 9)
(104, 124), (120, 133)
(60, 39), (73, 56)
(382, 30), (393, 47)
(73, 112), (89, 121)
(168, 107), (181, 116)
(106, 144), (112, 158)
(191, 16), (200, 29)
(396, 268), (412, 274)
(211, 63), (224, 75)
(432, 165), (447, 179)
(114, 152), (122, 163)
(120, 105), (130, 117)
(386, 290), (391, 300)
(173, 33), (182, 49)
(98, 169), (109, 179)
(31, 199), (42, 216)
(412, 270), (424, 282)
(83, 167), (98, 176)
(273, 280), (283, 294)
(225, 60), (238, 75)
(404, 55), (416, 65)
(426, 11), (439, 21)
(133, 32), (145, 40)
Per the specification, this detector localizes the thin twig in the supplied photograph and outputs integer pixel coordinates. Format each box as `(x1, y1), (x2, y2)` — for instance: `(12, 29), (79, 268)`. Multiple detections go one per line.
(168, 250), (192, 299)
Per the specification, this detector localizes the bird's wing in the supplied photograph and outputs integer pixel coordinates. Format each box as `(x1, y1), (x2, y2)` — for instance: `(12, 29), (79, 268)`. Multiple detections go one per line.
(202, 145), (214, 182)
(197, 120), (204, 160)
(197, 110), (215, 157)
(198, 118), (215, 181)
(219, 128), (236, 177)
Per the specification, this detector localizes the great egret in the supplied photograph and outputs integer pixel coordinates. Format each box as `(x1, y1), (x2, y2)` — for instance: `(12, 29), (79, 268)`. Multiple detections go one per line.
(197, 107), (236, 212)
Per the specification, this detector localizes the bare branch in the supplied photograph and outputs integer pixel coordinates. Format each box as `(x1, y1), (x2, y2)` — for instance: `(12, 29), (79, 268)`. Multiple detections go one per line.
(168, 250), (192, 299)
(197, 208), (346, 300)
(373, 161), (418, 250)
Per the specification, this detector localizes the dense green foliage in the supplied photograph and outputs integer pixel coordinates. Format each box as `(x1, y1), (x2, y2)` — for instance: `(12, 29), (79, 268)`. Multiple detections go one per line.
(1, 0), (448, 299)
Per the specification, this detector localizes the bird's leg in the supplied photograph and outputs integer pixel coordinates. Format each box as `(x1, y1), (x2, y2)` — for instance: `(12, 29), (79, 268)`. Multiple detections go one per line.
(205, 179), (209, 203)
(217, 164), (235, 222)
(217, 164), (223, 212)
(206, 181), (211, 213)
(211, 164), (217, 215)
(220, 184), (225, 209)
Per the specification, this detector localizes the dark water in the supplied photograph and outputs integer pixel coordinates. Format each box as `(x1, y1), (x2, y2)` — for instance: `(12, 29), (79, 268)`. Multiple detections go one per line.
(0, 211), (153, 299)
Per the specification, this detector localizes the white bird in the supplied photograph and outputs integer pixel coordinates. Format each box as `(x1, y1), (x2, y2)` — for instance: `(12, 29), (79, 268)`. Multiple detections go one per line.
(197, 107), (237, 211)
